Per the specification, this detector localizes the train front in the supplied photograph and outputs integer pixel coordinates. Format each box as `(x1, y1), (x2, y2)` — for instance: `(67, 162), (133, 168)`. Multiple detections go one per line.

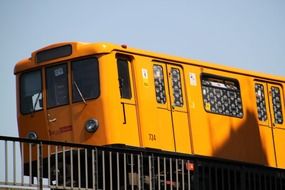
(14, 42), (110, 146)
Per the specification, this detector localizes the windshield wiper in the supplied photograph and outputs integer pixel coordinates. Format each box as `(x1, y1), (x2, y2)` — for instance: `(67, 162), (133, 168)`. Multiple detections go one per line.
(73, 81), (87, 104)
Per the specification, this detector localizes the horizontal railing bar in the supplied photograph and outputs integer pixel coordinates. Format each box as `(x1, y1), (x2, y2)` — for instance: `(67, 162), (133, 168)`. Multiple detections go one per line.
(0, 184), (39, 189)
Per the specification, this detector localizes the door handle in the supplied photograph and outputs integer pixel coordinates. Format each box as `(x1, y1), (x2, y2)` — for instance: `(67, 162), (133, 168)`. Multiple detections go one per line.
(272, 122), (276, 128)
(121, 103), (127, 124)
(48, 114), (57, 123)
(49, 118), (57, 123)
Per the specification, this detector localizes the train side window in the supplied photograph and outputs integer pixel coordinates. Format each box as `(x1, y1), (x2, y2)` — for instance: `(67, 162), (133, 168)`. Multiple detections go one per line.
(117, 58), (132, 99)
(255, 83), (268, 121)
(46, 64), (69, 108)
(153, 64), (166, 104)
(72, 57), (100, 102)
(170, 68), (183, 107)
(201, 74), (243, 118)
(271, 86), (283, 124)
(20, 70), (43, 114)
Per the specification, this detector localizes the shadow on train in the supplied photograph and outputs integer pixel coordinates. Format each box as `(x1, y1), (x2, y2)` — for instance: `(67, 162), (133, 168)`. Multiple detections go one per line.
(192, 110), (285, 190)
(212, 110), (269, 167)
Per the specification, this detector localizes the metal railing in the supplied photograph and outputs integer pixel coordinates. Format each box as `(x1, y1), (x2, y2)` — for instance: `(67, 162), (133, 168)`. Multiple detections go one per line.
(0, 136), (195, 189)
(0, 135), (285, 190)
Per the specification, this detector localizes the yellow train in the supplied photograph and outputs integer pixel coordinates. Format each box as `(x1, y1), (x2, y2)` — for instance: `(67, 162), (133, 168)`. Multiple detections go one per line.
(15, 41), (285, 173)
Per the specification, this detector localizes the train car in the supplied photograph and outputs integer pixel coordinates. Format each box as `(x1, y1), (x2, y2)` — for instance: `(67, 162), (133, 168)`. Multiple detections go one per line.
(14, 42), (285, 187)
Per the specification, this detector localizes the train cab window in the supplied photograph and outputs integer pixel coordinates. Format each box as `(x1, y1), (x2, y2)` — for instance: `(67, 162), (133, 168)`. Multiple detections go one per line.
(153, 65), (166, 104)
(271, 86), (283, 124)
(20, 70), (43, 114)
(46, 64), (69, 108)
(72, 57), (100, 102)
(255, 83), (268, 121)
(117, 58), (132, 99)
(201, 74), (243, 118)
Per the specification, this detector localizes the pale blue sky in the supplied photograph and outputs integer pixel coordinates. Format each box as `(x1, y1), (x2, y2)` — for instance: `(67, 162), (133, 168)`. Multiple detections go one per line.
(0, 0), (285, 137)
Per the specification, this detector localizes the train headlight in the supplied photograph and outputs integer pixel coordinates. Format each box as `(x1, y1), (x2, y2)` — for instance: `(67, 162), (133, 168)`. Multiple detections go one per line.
(85, 119), (99, 133)
(26, 131), (38, 140)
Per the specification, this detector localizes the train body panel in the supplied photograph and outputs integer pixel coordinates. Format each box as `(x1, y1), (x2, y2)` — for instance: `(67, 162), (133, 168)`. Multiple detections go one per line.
(14, 42), (285, 170)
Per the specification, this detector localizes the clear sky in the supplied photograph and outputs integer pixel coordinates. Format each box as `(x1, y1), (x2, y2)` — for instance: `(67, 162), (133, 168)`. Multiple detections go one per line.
(0, 0), (285, 137)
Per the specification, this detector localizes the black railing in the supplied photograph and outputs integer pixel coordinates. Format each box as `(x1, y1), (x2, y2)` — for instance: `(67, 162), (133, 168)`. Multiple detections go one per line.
(0, 135), (284, 190)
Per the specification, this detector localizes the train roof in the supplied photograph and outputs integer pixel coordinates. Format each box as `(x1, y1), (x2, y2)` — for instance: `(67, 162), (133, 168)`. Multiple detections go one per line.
(14, 42), (285, 82)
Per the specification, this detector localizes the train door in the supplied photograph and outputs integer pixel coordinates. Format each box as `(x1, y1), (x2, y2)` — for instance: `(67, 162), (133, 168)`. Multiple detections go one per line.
(150, 62), (191, 153)
(116, 56), (141, 146)
(136, 62), (175, 151)
(255, 82), (285, 168)
(45, 63), (73, 142)
(267, 84), (285, 168)
(166, 64), (191, 153)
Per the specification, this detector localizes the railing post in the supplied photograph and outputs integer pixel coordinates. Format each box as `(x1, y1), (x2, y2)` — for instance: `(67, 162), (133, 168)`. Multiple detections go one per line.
(148, 155), (152, 190)
(39, 141), (43, 190)
(21, 142), (24, 185)
(138, 154), (142, 190)
(13, 141), (16, 185)
(5, 140), (8, 185)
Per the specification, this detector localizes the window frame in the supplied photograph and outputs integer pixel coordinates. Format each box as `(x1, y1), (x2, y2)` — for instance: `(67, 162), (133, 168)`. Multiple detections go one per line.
(170, 67), (184, 107)
(71, 57), (100, 103)
(255, 83), (268, 122)
(153, 64), (167, 104)
(270, 85), (284, 125)
(116, 57), (132, 99)
(201, 73), (244, 118)
(45, 63), (69, 109)
(20, 69), (43, 115)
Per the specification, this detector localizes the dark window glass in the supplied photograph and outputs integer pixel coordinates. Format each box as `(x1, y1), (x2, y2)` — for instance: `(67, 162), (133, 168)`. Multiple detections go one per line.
(20, 70), (43, 114)
(72, 57), (100, 102)
(255, 83), (267, 121)
(271, 86), (283, 124)
(117, 58), (132, 99)
(36, 45), (72, 63)
(46, 64), (69, 108)
(201, 74), (243, 118)
(170, 68), (183, 107)
(153, 65), (166, 104)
